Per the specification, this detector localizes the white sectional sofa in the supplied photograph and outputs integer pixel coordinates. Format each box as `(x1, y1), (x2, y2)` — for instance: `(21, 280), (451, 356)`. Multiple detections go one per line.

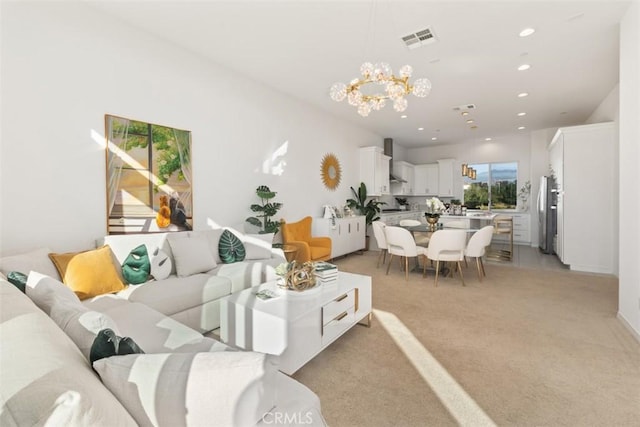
(0, 228), (326, 426)
(99, 229), (286, 332)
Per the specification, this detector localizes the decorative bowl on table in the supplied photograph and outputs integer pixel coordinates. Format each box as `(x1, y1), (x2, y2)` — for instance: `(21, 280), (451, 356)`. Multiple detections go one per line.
(425, 213), (440, 231)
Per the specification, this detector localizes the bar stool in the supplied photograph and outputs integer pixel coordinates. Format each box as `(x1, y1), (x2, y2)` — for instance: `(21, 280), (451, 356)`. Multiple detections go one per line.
(487, 215), (513, 261)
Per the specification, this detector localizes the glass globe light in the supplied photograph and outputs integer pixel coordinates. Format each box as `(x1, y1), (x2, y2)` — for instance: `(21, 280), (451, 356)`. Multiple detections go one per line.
(371, 98), (386, 111)
(386, 82), (405, 99)
(329, 83), (347, 102)
(399, 65), (413, 78)
(393, 97), (408, 112)
(358, 102), (372, 117)
(348, 90), (362, 106)
(412, 78), (432, 97)
(360, 62), (374, 79)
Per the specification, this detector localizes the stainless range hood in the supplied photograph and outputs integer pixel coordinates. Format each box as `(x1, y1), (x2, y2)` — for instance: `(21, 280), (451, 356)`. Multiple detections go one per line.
(384, 138), (407, 183)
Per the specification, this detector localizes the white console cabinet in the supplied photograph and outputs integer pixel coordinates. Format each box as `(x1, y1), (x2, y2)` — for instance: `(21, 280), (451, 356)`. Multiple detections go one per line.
(359, 146), (390, 196)
(313, 216), (366, 258)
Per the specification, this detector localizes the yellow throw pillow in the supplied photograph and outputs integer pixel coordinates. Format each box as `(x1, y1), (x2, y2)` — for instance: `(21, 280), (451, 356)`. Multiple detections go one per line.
(49, 246), (126, 300)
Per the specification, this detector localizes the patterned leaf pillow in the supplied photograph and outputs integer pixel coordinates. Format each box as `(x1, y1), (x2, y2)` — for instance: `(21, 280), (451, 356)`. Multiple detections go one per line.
(121, 245), (150, 285)
(218, 230), (246, 264)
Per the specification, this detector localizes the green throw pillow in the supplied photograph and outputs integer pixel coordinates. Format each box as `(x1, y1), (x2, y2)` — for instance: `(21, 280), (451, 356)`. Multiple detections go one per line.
(7, 271), (28, 293)
(218, 230), (246, 264)
(90, 328), (145, 365)
(122, 245), (150, 285)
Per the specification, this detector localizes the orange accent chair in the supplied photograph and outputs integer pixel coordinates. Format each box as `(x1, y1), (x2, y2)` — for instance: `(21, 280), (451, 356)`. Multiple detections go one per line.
(280, 217), (332, 263)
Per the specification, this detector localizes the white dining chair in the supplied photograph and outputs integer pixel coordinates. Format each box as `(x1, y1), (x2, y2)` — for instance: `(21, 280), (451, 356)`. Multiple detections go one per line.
(371, 221), (388, 268)
(426, 229), (467, 287)
(464, 225), (495, 281)
(384, 226), (428, 281)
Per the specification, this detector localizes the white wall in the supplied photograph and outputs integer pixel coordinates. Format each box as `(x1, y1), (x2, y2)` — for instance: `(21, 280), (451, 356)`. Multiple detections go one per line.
(0, 2), (380, 255)
(617, 1), (640, 340)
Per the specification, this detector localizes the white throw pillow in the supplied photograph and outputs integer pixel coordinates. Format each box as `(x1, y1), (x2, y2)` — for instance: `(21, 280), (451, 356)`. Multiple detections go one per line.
(242, 233), (274, 260)
(150, 248), (172, 280)
(25, 271), (81, 315)
(26, 272), (120, 359)
(0, 247), (60, 279)
(168, 235), (217, 277)
(193, 229), (225, 264)
(93, 352), (277, 427)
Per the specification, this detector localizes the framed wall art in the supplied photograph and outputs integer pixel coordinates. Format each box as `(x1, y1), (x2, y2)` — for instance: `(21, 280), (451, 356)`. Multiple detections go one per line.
(105, 114), (193, 234)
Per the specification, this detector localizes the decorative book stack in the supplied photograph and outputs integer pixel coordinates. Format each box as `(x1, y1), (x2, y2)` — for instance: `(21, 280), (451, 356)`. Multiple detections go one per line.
(314, 261), (338, 285)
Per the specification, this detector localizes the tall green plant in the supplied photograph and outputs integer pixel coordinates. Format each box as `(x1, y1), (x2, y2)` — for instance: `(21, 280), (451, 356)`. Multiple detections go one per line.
(246, 185), (282, 234)
(346, 182), (385, 228)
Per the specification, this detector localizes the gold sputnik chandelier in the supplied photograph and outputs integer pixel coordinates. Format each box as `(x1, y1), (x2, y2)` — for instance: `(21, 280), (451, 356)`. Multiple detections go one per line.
(329, 62), (432, 117)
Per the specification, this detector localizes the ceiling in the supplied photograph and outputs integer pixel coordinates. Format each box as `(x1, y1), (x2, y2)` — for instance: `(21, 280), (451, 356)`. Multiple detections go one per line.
(89, 0), (630, 148)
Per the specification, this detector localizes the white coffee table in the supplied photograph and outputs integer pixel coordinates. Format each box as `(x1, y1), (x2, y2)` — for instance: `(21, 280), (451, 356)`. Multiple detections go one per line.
(219, 271), (372, 375)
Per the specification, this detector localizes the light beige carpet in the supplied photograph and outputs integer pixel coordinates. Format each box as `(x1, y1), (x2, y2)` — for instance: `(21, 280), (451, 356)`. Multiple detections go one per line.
(292, 251), (640, 427)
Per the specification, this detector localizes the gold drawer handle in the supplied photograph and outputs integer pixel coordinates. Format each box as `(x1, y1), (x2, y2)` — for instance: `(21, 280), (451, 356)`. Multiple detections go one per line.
(335, 293), (348, 302)
(334, 311), (348, 322)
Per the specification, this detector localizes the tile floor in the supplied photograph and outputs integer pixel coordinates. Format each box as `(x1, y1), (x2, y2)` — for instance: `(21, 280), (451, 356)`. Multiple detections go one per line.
(486, 242), (568, 271)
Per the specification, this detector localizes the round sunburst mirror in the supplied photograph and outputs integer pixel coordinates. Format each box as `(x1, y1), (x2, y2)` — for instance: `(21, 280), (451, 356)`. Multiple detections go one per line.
(321, 153), (342, 190)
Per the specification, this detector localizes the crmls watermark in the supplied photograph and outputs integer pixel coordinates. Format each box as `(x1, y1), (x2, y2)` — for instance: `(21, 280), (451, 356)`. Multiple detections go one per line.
(262, 411), (315, 425)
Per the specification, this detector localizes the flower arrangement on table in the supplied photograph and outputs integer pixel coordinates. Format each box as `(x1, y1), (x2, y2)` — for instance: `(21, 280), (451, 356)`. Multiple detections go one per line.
(425, 197), (446, 217)
(425, 197), (446, 230)
(275, 261), (317, 291)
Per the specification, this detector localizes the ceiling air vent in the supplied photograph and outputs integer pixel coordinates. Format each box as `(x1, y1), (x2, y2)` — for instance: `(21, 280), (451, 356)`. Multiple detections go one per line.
(452, 104), (477, 111)
(401, 27), (437, 50)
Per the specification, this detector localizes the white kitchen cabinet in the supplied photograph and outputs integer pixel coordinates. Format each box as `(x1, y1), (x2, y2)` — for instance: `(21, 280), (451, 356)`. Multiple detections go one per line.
(437, 158), (455, 197)
(391, 161), (414, 195)
(413, 164), (439, 196)
(359, 147), (390, 196)
(549, 122), (616, 274)
(313, 216), (366, 258)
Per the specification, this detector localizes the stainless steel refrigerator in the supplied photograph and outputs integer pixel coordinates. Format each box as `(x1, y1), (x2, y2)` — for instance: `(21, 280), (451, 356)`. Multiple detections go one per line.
(537, 176), (557, 254)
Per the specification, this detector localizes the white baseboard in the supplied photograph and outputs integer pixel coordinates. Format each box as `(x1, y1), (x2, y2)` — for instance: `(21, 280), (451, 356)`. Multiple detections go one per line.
(617, 312), (640, 344)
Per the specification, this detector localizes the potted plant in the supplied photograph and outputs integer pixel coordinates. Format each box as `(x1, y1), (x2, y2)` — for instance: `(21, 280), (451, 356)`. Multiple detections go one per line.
(395, 197), (409, 210)
(346, 182), (385, 249)
(246, 185), (282, 235)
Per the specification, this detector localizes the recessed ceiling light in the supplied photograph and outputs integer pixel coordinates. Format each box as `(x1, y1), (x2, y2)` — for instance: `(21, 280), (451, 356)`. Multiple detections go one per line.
(518, 126), (526, 130)
(431, 137), (438, 141)
(418, 127), (424, 131)
(518, 92), (529, 98)
(519, 28), (536, 37)
(517, 112), (527, 116)
(518, 64), (531, 71)
(466, 119), (474, 124)
(485, 137), (492, 141)
(461, 111), (469, 116)
(400, 115), (408, 119)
